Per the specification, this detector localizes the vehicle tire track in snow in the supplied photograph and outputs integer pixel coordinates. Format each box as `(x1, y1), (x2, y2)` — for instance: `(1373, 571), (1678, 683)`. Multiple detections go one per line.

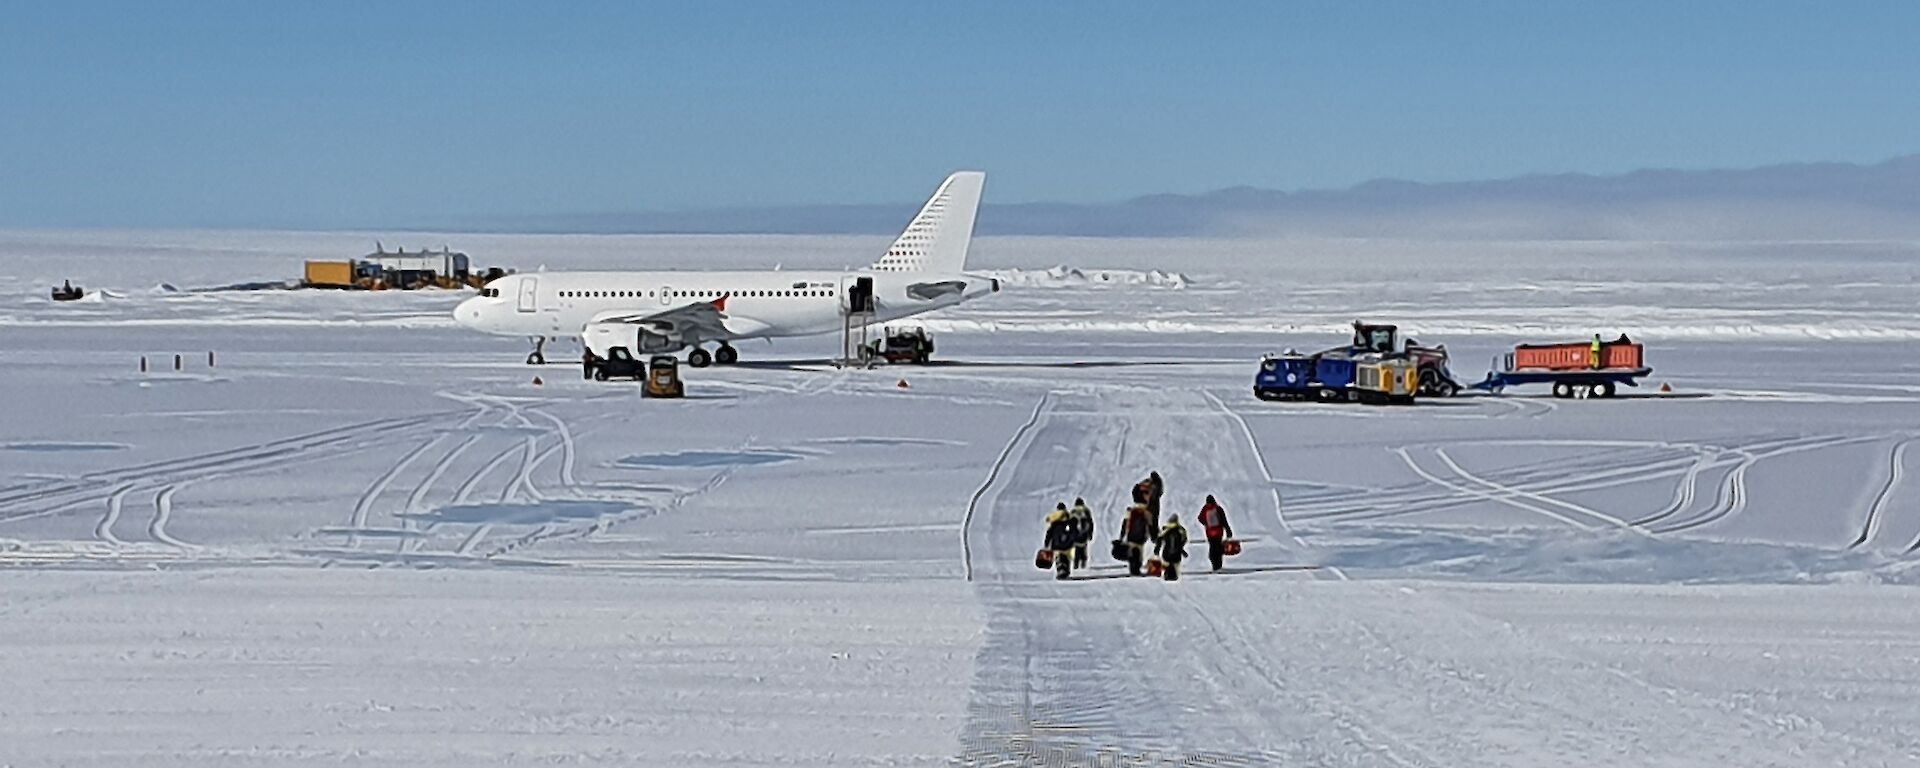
(0, 410), (460, 510)
(1202, 389), (1348, 580)
(961, 393), (1050, 582)
(147, 484), (191, 549)
(1629, 445), (1718, 527)
(1432, 447), (1648, 534)
(1296, 435), (1831, 528)
(1654, 434), (1874, 534)
(1852, 436), (1913, 550)
(1394, 447), (1595, 530)
(346, 435), (445, 548)
(93, 484), (133, 546)
(491, 451), (745, 559)
(0, 413), (452, 527)
(443, 438), (540, 557)
(530, 408), (581, 493)
(1289, 440), (1695, 519)
(396, 398), (524, 554)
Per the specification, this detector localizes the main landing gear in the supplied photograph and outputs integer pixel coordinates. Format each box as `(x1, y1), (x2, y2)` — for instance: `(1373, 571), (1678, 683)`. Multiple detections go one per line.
(686, 343), (738, 369)
(526, 336), (547, 366)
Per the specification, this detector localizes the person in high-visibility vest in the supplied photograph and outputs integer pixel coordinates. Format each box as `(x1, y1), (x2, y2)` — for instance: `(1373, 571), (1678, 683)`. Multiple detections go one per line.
(1067, 498), (1094, 568)
(1043, 503), (1076, 580)
(1589, 334), (1604, 370)
(1155, 515), (1190, 581)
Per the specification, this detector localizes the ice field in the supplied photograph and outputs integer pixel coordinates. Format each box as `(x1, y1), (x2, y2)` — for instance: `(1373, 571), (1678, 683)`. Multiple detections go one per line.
(4, 229), (1920, 765)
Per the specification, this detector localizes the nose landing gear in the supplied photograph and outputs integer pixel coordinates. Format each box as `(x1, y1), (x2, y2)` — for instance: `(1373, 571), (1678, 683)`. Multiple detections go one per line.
(526, 336), (547, 366)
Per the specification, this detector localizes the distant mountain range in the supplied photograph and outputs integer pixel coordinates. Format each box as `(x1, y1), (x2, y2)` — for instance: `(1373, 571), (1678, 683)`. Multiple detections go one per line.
(444, 155), (1920, 239)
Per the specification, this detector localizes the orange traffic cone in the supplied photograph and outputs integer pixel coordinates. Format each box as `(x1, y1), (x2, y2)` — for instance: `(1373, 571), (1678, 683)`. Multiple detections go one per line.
(1659, 382), (1672, 393)
(896, 378), (910, 389)
(532, 376), (544, 386)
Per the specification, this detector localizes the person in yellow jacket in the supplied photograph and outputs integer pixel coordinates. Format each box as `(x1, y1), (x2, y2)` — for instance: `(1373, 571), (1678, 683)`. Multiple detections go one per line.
(1043, 503), (1076, 580)
(1068, 497), (1094, 568)
(1154, 514), (1190, 582)
(1589, 334), (1604, 370)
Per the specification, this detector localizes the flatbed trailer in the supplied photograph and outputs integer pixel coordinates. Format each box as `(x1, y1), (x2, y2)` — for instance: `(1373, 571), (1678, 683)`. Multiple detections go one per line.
(1472, 339), (1652, 398)
(1472, 366), (1653, 398)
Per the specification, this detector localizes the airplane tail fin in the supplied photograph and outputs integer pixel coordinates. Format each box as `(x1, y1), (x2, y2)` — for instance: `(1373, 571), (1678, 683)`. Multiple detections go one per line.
(870, 171), (984, 273)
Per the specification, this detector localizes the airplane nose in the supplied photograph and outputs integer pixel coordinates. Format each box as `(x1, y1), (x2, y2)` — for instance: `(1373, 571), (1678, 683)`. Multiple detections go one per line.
(454, 296), (483, 329)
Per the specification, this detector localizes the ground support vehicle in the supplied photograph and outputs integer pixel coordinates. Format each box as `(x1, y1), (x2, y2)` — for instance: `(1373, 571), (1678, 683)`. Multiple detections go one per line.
(1346, 322), (1463, 397)
(1472, 338), (1651, 399)
(1253, 353), (1317, 400)
(644, 354), (685, 398)
(585, 347), (648, 382)
(862, 326), (935, 364)
(1253, 351), (1417, 405)
(1355, 358), (1419, 404)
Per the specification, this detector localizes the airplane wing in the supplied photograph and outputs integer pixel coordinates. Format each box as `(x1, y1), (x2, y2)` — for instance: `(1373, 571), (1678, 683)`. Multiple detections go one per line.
(590, 296), (735, 345)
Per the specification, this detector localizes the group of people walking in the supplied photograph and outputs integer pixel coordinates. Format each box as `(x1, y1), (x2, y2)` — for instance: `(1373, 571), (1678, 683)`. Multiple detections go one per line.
(1042, 471), (1235, 582)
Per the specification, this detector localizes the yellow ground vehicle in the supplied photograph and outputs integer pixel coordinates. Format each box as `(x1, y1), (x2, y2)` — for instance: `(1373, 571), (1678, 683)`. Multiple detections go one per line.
(644, 355), (685, 398)
(1355, 358), (1418, 405)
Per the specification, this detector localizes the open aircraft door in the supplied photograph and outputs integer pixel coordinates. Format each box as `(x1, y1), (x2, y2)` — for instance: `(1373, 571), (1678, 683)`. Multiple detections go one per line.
(516, 276), (538, 313)
(842, 275), (875, 314)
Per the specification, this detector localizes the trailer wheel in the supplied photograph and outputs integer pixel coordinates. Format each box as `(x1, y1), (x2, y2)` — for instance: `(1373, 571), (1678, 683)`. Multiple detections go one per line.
(1552, 382), (1573, 399)
(1597, 381), (1617, 399)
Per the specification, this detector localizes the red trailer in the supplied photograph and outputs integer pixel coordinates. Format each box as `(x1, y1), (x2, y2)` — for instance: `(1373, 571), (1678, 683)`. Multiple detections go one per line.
(1474, 336), (1653, 398)
(1513, 339), (1644, 372)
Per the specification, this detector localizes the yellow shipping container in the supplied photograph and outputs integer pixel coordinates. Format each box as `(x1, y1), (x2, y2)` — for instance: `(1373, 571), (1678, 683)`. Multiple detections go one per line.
(304, 260), (355, 287)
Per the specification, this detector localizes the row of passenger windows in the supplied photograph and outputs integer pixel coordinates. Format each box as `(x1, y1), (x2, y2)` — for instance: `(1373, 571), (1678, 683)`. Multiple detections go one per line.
(559, 289), (836, 299)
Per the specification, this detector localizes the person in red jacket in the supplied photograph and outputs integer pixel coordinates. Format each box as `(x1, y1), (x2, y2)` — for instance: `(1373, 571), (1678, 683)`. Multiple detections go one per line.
(1197, 494), (1234, 572)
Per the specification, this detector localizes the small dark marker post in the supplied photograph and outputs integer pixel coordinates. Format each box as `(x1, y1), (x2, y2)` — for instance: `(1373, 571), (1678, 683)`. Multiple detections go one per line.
(208, 351), (216, 368)
(174, 354), (182, 371)
(140, 356), (147, 373)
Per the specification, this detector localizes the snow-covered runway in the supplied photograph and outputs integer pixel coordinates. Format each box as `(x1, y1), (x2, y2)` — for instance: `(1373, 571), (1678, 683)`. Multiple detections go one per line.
(5, 232), (1920, 764)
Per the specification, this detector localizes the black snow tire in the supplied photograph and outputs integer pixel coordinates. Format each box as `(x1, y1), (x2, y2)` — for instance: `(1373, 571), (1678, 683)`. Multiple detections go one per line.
(688, 348), (712, 368)
(715, 345), (738, 365)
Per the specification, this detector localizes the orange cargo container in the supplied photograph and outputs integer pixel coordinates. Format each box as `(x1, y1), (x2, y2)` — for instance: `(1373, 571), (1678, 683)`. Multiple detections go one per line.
(303, 260), (355, 288)
(1513, 341), (1644, 371)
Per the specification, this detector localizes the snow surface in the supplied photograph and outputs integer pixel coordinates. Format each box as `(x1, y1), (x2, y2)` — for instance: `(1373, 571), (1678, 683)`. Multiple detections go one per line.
(4, 230), (1920, 765)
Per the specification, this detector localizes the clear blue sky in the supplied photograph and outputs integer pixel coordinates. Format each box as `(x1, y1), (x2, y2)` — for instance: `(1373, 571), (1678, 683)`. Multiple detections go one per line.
(3, 1), (1917, 228)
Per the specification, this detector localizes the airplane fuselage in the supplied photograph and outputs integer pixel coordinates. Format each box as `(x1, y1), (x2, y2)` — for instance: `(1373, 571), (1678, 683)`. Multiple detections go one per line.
(454, 268), (996, 345)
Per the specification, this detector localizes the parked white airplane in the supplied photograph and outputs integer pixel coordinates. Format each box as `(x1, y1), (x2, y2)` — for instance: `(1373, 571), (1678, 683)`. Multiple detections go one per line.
(454, 171), (997, 367)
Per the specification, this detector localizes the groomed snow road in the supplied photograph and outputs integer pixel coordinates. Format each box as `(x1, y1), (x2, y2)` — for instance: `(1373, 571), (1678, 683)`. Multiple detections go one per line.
(956, 388), (1903, 767)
